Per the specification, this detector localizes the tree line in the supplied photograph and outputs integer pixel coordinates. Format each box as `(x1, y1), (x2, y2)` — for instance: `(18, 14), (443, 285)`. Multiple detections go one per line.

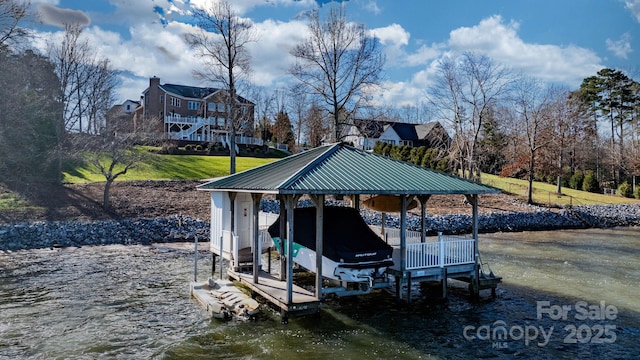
(423, 52), (640, 203)
(3, 0), (639, 207)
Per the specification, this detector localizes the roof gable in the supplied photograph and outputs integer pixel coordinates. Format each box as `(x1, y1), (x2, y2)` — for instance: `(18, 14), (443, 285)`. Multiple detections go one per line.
(199, 143), (499, 195)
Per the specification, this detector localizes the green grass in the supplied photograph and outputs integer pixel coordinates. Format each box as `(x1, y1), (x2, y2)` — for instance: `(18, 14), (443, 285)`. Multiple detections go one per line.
(62, 153), (276, 184)
(0, 193), (29, 211)
(480, 173), (640, 206)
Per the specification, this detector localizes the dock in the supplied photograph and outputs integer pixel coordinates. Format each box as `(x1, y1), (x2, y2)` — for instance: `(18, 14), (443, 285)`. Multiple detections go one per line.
(228, 270), (321, 322)
(190, 279), (260, 320)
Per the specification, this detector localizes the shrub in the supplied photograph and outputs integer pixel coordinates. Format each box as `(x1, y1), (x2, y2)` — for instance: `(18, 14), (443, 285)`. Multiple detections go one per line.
(569, 171), (584, 190)
(195, 144), (203, 151)
(582, 171), (600, 193)
(617, 181), (633, 198)
(635, 185), (640, 199)
(184, 144), (193, 151)
(162, 142), (178, 155)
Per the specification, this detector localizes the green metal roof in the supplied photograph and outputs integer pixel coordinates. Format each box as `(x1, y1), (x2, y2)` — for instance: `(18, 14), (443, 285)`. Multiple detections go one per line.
(198, 143), (500, 195)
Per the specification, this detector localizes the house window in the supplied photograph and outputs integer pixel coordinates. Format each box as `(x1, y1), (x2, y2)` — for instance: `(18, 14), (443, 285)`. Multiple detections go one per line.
(208, 102), (215, 111)
(188, 101), (200, 110)
(170, 97), (181, 107)
(160, 95), (164, 103)
(217, 103), (225, 112)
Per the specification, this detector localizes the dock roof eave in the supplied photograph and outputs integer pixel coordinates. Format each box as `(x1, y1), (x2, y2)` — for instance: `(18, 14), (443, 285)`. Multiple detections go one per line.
(197, 143), (501, 196)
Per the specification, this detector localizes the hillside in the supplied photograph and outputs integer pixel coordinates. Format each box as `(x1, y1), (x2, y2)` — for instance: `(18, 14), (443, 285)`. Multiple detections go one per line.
(0, 179), (557, 224)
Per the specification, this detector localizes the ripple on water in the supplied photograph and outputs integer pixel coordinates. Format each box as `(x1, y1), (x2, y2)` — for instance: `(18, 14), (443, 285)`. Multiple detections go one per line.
(0, 228), (639, 359)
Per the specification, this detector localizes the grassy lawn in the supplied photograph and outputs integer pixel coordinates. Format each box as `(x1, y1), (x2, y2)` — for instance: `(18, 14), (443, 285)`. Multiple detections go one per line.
(481, 173), (640, 206)
(62, 153), (277, 184)
(0, 193), (30, 211)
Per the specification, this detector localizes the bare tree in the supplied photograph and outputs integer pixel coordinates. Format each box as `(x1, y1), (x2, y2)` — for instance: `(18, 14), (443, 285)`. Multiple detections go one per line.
(288, 85), (308, 146)
(426, 56), (467, 176)
(48, 24), (116, 134)
(427, 53), (510, 180)
(305, 102), (328, 147)
(0, 0), (30, 47)
(249, 86), (276, 141)
(81, 131), (147, 210)
(289, 5), (384, 142)
(512, 77), (554, 204)
(186, 1), (256, 174)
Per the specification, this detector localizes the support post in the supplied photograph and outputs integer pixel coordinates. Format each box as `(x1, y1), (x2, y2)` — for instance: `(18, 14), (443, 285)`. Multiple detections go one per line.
(279, 198), (286, 281)
(228, 192), (237, 277)
(252, 193), (262, 284)
(442, 268), (448, 299)
(219, 235), (223, 280)
(285, 195), (296, 307)
(211, 253), (216, 277)
(310, 195), (325, 300)
(418, 195), (431, 243)
(193, 236), (198, 282)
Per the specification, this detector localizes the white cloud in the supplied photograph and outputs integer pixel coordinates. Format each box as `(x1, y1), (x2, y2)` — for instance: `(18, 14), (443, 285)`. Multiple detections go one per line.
(370, 23), (409, 65)
(447, 15), (602, 86)
(363, 0), (381, 15)
(372, 15), (607, 109)
(371, 23), (408, 47)
(606, 32), (632, 59)
(625, 0), (640, 22)
(405, 43), (443, 67)
(248, 18), (308, 86)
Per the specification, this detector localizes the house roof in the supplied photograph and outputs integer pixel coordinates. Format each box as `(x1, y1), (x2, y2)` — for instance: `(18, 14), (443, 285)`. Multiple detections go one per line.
(159, 84), (253, 104)
(390, 123), (419, 141)
(198, 143), (500, 195)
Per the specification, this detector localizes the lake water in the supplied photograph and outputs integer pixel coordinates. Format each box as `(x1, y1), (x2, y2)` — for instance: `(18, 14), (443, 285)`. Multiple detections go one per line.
(1, 228), (638, 359)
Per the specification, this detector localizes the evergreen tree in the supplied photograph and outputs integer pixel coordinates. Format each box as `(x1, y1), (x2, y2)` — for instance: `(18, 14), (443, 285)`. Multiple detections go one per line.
(0, 48), (62, 185)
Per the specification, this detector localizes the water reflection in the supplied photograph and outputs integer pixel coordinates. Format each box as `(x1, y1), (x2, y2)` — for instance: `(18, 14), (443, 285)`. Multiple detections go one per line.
(0, 228), (638, 359)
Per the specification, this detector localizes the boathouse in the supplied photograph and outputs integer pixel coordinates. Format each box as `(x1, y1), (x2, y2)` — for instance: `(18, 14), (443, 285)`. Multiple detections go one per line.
(197, 143), (501, 321)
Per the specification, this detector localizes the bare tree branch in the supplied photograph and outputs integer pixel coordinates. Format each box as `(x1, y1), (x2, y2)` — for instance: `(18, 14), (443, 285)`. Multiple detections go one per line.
(186, 1), (256, 173)
(289, 5), (384, 142)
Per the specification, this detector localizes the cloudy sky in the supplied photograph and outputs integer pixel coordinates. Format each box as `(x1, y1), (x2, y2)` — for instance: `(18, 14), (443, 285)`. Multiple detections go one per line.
(28, 0), (640, 108)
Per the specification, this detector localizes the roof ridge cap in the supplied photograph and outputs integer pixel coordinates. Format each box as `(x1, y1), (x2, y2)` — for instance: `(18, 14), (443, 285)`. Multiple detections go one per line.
(276, 144), (339, 190)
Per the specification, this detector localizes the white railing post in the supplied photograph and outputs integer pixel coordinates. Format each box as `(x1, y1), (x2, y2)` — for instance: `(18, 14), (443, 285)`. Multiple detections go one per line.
(438, 232), (444, 268)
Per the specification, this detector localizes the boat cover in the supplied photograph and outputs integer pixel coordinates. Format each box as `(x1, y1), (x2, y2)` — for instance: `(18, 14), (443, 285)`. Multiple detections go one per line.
(267, 206), (393, 264)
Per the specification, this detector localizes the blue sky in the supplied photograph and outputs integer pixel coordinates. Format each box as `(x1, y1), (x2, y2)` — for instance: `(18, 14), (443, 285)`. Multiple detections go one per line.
(28, 0), (640, 108)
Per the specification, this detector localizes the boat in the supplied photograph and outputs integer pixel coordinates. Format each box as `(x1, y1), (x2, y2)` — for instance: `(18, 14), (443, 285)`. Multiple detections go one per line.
(362, 194), (418, 212)
(267, 206), (393, 285)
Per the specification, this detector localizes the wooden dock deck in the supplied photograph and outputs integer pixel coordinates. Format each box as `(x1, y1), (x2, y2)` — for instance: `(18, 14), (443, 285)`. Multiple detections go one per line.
(228, 270), (321, 321)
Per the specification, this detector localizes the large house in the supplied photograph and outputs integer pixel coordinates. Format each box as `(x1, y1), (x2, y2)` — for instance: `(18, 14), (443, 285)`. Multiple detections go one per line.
(343, 119), (451, 151)
(108, 77), (257, 145)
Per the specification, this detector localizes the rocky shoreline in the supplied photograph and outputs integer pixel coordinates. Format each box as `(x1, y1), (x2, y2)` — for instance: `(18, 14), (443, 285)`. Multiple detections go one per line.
(1, 201), (639, 251)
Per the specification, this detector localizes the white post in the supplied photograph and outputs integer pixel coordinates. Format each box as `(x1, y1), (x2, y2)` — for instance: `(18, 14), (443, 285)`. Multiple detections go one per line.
(219, 235), (224, 280)
(193, 236), (198, 282)
(438, 232), (444, 268)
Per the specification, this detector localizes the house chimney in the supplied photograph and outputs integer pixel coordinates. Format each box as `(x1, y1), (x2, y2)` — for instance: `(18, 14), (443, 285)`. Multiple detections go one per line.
(150, 76), (160, 88)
